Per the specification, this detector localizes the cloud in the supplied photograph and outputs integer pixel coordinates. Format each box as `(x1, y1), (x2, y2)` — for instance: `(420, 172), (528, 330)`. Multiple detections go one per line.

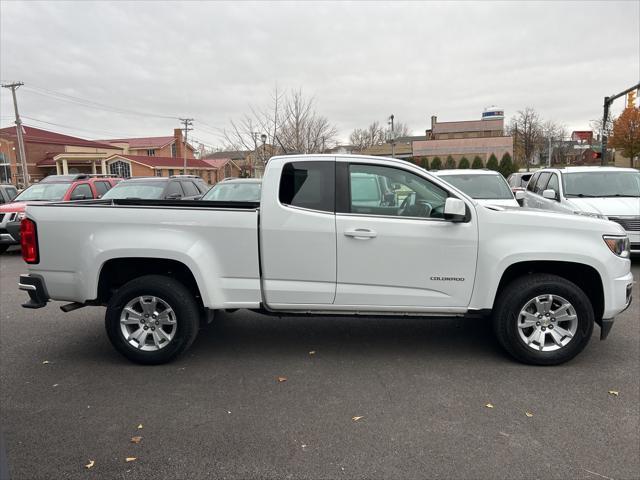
(1, 1), (638, 146)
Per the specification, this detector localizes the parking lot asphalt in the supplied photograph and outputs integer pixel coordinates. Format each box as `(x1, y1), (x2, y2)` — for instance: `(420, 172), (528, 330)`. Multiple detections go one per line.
(1, 248), (638, 480)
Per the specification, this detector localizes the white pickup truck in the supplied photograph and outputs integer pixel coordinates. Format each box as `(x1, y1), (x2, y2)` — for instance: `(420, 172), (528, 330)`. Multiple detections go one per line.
(18, 155), (633, 365)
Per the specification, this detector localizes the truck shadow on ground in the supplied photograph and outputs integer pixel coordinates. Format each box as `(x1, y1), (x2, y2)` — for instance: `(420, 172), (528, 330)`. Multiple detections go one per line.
(187, 310), (508, 363)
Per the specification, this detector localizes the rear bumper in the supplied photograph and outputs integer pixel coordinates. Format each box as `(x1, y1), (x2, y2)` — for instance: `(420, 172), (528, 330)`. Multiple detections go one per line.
(19, 274), (49, 309)
(0, 222), (20, 245)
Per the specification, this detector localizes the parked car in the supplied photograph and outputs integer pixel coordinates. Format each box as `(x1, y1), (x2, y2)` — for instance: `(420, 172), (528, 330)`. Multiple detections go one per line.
(19, 155), (632, 366)
(101, 175), (209, 201)
(0, 174), (120, 254)
(201, 178), (261, 202)
(0, 184), (19, 204)
(507, 172), (534, 191)
(435, 169), (522, 207)
(522, 166), (640, 253)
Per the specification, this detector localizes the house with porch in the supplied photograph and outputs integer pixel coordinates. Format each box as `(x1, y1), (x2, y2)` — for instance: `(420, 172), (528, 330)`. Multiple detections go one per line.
(0, 125), (122, 184)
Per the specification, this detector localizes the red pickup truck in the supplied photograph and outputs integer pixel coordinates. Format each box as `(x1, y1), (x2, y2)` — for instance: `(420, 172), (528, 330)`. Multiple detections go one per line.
(0, 174), (121, 254)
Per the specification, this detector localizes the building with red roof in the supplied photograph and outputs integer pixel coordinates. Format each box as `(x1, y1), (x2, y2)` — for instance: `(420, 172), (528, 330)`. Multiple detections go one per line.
(0, 125), (122, 185)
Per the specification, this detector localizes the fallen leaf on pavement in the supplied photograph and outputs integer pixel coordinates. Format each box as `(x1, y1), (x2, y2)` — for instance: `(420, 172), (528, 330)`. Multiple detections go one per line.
(525, 412), (534, 418)
(52, 384), (59, 388)
(608, 390), (619, 396)
(42, 360), (50, 364)
(125, 457), (137, 462)
(485, 403), (494, 409)
(352, 416), (364, 422)
(277, 376), (287, 383)
(85, 460), (95, 469)
(137, 424), (143, 429)
(309, 351), (316, 355)
(130, 436), (142, 444)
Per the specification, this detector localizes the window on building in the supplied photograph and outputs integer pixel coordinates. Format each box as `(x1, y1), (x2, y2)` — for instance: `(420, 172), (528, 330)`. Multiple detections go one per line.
(224, 163), (231, 179)
(279, 161), (335, 213)
(155, 169), (162, 177)
(168, 169), (174, 176)
(109, 160), (131, 178)
(147, 149), (156, 156)
(171, 143), (177, 158)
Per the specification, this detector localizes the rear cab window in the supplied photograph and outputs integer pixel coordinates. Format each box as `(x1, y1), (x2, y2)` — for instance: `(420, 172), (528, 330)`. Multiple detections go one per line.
(70, 183), (94, 200)
(279, 161), (335, 212)
(180, 181), (200, 196)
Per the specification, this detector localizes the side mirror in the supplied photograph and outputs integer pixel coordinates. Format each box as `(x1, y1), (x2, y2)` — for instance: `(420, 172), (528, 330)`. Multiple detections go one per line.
(514, 190), (525, 200)
(70, 194), (86, 201)
(443, 197), (467, 222)
(542, 189), (557, 200)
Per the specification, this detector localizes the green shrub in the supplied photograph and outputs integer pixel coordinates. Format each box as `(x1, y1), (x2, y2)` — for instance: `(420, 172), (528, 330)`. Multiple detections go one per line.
(445, 155), (456, 169)
(486, 153), (499, 171)
(498, 152), (516, 178)
(458, 157), (470, 169)
(431, 157), (442, 170)
(471, 156), (484, 169)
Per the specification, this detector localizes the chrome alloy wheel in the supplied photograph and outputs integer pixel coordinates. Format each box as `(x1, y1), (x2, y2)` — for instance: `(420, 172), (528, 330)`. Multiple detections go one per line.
(119, 296), (177, 351)
(517, 294), (578, 352)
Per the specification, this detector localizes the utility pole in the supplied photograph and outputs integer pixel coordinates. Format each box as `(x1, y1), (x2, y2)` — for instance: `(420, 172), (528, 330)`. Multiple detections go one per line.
(179, 118), (193, 175)
(388, 114), (395, 158)
(600, 82), (640, 166)
(2, 82), (29, 187)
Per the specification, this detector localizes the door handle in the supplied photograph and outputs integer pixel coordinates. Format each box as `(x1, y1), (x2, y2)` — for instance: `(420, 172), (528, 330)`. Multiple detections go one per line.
(344, 228), (377, 239)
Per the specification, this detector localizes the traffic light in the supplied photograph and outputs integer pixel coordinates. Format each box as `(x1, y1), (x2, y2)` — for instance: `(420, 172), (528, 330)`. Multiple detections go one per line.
(628, 90), (637, 108)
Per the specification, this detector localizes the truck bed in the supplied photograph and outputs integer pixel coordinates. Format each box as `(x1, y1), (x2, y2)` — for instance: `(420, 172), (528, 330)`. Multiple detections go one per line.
(25, 200), (262, 309)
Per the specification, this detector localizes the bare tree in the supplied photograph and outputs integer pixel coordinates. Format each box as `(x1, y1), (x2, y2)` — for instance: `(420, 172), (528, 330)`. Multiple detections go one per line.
(507, 107), (543, 170)
(349, 121), (385, 151)
(349, 120), (412, 152)
(222, 88), (337, 155)
(541, 120), (568, 165)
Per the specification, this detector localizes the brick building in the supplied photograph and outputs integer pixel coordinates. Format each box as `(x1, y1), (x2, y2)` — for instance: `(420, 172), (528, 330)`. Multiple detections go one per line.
(0, 125), (121, 185)
(412, 111), (513, 166)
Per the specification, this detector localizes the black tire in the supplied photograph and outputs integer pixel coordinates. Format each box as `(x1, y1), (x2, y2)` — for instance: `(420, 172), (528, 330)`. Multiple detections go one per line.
(105, 275), (199, 365)
(492, 273), (594, 366)
(0, 245), (9, 255)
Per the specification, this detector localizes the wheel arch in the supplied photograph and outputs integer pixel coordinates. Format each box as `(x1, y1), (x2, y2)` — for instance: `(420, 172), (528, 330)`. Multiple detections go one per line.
(493, 260), (604, 321)
(96, 257), (204, 308)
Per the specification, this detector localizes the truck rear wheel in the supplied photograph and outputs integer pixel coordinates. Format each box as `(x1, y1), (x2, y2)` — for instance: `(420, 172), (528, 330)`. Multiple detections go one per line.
(105, 275), (199, 365)
(493, 274), (594, 365)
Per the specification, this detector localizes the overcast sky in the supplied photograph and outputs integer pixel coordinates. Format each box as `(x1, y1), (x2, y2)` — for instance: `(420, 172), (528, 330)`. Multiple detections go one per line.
(1, 1), (639, 148)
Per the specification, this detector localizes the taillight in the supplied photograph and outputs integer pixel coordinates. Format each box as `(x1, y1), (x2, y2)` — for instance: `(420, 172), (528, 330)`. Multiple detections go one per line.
(20, 218), (39, 264)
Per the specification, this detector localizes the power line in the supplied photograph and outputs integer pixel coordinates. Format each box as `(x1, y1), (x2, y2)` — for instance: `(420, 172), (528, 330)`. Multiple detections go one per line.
(20, 115), (133, 138)
(22, 85), (181, 120)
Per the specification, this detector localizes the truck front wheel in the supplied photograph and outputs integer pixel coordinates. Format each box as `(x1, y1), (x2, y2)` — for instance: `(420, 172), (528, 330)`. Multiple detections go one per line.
(493, 274), (594, 365)
(105, 275), (200, 364)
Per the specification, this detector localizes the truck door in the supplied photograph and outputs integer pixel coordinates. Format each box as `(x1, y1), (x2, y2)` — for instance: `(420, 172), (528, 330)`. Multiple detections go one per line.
(334, 159), (478, 309)
(260, 158), (337, 306)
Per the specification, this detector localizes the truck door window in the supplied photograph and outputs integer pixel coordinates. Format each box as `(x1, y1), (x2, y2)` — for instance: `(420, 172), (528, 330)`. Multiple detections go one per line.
(348, 164), (447, 218)
(546, 174), (559, 195)
(180, 181), (199, 196)
(534, 173), (551, 195)
(527, 172), (540, 192)
(279, 161), (335, 212)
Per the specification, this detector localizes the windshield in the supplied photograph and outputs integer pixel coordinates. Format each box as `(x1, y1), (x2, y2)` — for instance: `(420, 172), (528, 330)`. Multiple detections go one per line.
(202, 182), (261, 201)
(14, 183), (70, 201)
(439, 174), (514, 200)
(101, 182), (165, 199)
(563, 171), (640, 197)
